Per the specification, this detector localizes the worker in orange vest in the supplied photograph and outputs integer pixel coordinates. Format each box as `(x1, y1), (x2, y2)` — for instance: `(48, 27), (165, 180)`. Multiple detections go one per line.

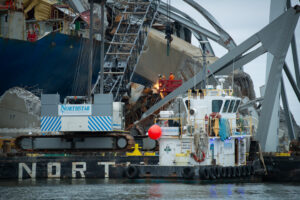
(169, 72), (175, 80)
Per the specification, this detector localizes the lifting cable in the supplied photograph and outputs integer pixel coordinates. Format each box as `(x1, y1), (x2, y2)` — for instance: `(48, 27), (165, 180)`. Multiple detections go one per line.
(165, 0), (173, 56)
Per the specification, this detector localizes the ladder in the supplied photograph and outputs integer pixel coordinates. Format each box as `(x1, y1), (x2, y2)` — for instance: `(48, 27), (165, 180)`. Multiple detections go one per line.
(92, 0), (160, 101)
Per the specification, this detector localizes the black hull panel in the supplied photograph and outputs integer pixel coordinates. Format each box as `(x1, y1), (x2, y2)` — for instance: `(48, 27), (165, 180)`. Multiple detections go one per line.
(263, 155), (300, 182)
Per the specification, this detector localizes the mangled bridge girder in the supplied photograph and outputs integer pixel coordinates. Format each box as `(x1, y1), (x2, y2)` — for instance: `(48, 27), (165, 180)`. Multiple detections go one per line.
(141, 6), (300, 151)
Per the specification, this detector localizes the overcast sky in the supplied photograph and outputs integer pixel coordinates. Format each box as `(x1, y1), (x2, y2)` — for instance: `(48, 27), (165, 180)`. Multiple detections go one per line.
(168, 0), (300, 124)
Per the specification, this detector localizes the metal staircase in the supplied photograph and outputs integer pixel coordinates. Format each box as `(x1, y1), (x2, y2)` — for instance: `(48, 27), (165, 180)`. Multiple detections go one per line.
(92, 0), (160, 101)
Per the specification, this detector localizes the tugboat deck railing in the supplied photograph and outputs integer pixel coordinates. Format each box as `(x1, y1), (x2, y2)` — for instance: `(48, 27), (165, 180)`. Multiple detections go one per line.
(155, 116), (256, 138)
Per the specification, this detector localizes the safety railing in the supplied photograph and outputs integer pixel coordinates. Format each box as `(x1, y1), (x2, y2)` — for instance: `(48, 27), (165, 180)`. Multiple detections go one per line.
(188, 116), (255, 138)
(155, 116), (256, 138)
(158, 79), (183, 93)
(187, 89), (233, 98)
(203, 89), (233, 96)
(154, 117), (183, 136)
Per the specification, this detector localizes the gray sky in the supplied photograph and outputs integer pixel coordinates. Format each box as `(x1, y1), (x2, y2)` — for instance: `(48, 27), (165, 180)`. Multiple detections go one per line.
(168, 0), (300, 124)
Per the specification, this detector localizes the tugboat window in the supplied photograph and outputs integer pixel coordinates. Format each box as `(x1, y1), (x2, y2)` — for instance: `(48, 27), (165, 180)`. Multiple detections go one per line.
(222, 100), (230, 113)
(212, 100), (223, 113)
(228, 100), (236, 113)
(233, 100), (241, 112)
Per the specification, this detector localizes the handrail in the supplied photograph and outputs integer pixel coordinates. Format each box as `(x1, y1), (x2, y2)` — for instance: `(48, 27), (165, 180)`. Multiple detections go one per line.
(155, 117), (183, 135)
(155, 116), (255, 137)
(188, 89), (233, 97)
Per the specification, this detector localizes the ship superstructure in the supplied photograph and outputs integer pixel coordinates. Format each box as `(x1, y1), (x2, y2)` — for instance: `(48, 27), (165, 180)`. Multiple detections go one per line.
(150, 77), (254, 178)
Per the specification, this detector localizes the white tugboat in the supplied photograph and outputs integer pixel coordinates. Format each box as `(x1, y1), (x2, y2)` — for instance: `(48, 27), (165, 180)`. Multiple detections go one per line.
(157, 78), (253, 178)
(128, 76), (257, 180)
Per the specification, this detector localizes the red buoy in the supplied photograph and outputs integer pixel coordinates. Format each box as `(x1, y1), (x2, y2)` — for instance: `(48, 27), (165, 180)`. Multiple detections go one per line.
(148, 124), (162, 140)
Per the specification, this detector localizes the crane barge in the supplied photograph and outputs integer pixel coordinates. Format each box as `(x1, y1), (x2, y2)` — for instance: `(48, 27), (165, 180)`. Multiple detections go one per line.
(0, 0), (299, 181)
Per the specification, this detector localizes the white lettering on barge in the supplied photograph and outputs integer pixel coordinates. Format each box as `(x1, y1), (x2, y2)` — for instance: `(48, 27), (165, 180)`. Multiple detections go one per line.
(18, 163), (36, 179)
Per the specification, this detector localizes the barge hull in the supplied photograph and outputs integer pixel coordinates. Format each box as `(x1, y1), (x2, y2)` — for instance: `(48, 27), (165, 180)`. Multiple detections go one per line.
(263, 154), (300, 182)
(0, 155), (260, 182)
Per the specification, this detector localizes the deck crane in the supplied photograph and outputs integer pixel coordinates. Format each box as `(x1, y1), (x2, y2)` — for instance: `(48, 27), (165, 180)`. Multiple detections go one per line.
(16, 0), (160, 152)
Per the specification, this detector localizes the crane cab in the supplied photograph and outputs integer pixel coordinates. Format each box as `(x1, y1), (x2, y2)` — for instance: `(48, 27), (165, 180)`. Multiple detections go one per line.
(41, 93), (124, 134)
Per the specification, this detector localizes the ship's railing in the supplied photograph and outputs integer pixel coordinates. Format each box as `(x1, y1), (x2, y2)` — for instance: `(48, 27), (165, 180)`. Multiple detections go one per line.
(155, 116), (256, 138)
(187, 89), (233, 98)
(188, 116), (255, 137)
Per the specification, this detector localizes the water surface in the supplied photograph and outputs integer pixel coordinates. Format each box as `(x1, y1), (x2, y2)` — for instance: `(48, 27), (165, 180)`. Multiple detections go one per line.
(0, 179), (299, 200)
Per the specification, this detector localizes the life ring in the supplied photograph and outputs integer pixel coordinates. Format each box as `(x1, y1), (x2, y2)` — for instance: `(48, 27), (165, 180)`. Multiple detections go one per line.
(126, 165), (139, 179)
(221, 167), (227, 178)
(192, 152), (206, 162)
(182, 167), (194, 179)
(235, 166), (241, 177)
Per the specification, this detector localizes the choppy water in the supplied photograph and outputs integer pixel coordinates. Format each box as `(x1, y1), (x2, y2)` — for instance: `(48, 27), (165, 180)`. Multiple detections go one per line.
(0, 179), (300, 200)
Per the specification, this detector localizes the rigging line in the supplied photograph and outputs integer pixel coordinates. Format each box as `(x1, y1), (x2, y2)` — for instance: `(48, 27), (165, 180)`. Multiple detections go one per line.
(82, 39), (93, 95)
(76, 38), (89, 95)
(167, 0), (170, 22)
(91, 37), (98, 92)
(76, 38), (89, 94)
(72, 38), (81, 93)
(232, 57), (235, 91)
(72, 36), (84, 94)
(166, 0), (171, 63)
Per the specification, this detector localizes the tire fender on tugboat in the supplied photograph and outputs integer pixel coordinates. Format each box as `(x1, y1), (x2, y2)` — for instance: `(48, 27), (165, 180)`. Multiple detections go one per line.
(250, 165), (255, 175)
(209, 167), (216, 180)
(235, 166), (241, 177)
(226, 167), (232, 178)
(199, 167), (210, 180)
(231, 166), (236, 178)
(126, 165), (139, 179)
(215, 166), (221, 179)
(221, 167), (227, 178)
(241, 165), (247, 177)
(246, 165), (251, 176)
(182, 167), (195, 179)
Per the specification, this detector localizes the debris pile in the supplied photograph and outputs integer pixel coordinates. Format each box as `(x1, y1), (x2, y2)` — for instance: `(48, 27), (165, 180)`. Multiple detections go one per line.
(0, 87), (41, 136)
(125, 87), (161, 133)
(278, 108), (300, 152)
(224, 71), (256, 100)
